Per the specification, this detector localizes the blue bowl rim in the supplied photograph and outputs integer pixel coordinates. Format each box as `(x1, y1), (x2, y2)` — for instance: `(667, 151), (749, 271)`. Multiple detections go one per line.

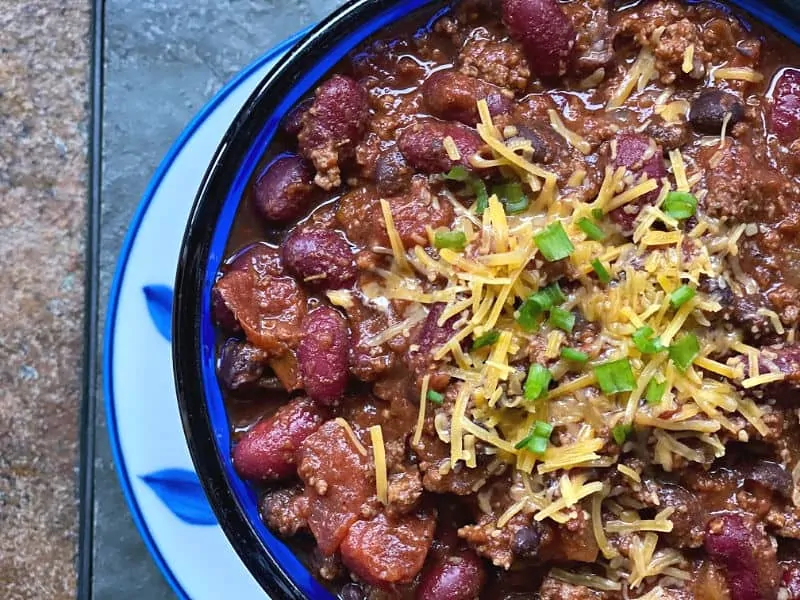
(172, 0), (800, 598)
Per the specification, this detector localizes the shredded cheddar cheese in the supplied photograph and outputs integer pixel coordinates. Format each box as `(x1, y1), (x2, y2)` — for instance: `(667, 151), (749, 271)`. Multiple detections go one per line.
(369, 425), (388, 505)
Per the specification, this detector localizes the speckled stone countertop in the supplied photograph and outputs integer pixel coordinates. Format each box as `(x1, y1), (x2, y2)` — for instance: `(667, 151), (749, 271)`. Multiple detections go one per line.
(0, 2), (89, 598)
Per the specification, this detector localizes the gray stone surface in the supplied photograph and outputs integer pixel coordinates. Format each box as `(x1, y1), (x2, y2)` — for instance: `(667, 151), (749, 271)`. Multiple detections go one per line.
(96, 0), (344, 597)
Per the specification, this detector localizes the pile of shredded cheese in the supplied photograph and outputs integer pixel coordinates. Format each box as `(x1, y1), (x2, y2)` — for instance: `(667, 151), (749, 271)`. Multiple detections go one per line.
(350, 56), (785, 596)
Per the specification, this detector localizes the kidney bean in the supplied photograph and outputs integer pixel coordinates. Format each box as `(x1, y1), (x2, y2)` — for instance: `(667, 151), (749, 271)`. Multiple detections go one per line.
(252, 154), (315, 222)
(281, 227), (357, 291)
(416, 549), (487, 600)
(705, 513), (780, 600)
(218, 339), (274, 391)
(299, 75), (370, 190)
(422, 70), (512, 126)
(340, 509), (436, 587)
(406, 304), (458, 382)
(502, 0), (576, 78)
(375, 147), (413, 195)
(514, 122), (564, 163)
(783, 562), (800, 600)
(297, 306), (350, 405)
(211, 286), (240, 331)
(227, 242), (283, 276)
(282, 98), (313, 137)
(232, 397), (326, 481)
(689, 88), (744, 134)
(339, 583), (366, 600)
(770, 68), (800, 144)
(397, 121), (482, 173)
(609, 133), (667, 233)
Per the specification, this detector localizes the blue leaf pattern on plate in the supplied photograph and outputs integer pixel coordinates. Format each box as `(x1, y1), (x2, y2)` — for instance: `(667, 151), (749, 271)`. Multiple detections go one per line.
(140, 469), (217, 526)
(143, 285), (173, 341)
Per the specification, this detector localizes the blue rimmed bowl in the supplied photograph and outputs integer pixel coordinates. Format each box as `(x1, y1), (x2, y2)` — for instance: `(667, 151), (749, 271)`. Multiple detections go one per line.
(172, 1), (800, 598)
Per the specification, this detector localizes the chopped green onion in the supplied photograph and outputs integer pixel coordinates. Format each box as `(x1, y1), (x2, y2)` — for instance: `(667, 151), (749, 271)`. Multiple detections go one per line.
(533, 420), (553, 438)
(426, 390), (444, 405)
(517, 284), (566, 331)
(517, 300), (541, 332)
(540, 282), (567, 306)
(493, 182), (529, 214)
(591, 259), (611, 284)
(670, 284), (696, 308)
(472, 330), (500, 350)
(632, 326), (665, 354)
(663, 191), (698, 220)
(518, 435), (549, 455)
(577, 217), (606, 241)
(524, 364), (552, 401)
(549, 307), (576, 333)
(592, 208), (604, 221)
(561, 347), (589, 363)
(593, 358), (636, 394)
(612, 423), (633, 445)
(444, 165), (470, 181)
(472, 179), (489, 215)
(645, 378), (667, 405)
(534, 222), (574, 262)
(669, 333), (699, 372)
(434, 230), (467, 251)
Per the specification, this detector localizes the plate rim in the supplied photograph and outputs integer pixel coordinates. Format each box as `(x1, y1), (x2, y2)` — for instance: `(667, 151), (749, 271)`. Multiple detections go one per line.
(102, 27), (310, 600)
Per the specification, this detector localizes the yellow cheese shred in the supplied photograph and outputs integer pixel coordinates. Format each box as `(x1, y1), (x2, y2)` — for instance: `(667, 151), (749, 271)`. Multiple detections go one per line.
(413, 374), (431, 447)
(379, 198), (409, 272)
(335, 418), (367, 456)
(369, 425), (388, 505)
(547, 109), (591, 155)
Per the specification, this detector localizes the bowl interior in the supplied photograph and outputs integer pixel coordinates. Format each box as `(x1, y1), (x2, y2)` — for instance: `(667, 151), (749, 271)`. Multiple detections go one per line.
(175, 0), (800, 598)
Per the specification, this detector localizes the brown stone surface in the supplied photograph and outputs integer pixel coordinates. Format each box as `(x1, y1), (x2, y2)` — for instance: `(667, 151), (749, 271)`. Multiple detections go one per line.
(0, 1), (90, 598)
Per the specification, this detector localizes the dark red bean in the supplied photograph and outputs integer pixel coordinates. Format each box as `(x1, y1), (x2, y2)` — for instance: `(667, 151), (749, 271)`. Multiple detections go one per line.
(297, 306), (350, 405)
(299, 75), (370, 190)
(281, 228), (357, 290)
(375, 147), (413, 195)
(689, 89), (744, 135)
(252, 154), (315, 222)
(502, 0), (576, 78)
(397, 122), (482, 173)
(705, 513), (779, 600)
(783, 562), (800, 600)
(407, 304), (458, 378)
(610, 133), (667, 233)
(232, 397), (326, 481)
(770, 68), (800, 144)
(422, 70), (512, 126)
(282, 98), (313, 137)
(211, 286), (240, 331)
(416, 549), (487, 600)
(217, 339), (276, 390)
(514, 122), (564, 163)
(739, 459), (793, 498)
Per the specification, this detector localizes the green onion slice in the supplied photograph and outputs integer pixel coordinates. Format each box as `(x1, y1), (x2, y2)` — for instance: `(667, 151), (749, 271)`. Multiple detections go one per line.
(612, 423), (633, 445)
(473, 179), (489, 215)
(426, 390), (444, 405)
(663, 191), (698, 220)
(533, 420), (553, 438)
(472, 330), (500, 350)
(577, 217), (606, 241)
(549, 307), (576, 333)
(593, 358), (636, 394)
(494, 182), (529, 214)
(632, 326), (665, 354)
(444, 165), (470, 181)
(524, 364), (552, 401)
(591, 259), (611, 284)
(434, 230), (467, 251)
(670, 284), (696, 308)
(534, 222), (574, 262)
(645, 378), (667, 405)
(669, 333), (699, 372)
(516, 283), (566, 331)
(561, 347), (589, 363)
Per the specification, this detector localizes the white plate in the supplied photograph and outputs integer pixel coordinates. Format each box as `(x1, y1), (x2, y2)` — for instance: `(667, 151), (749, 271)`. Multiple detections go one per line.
(103, 29), (309, 600)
